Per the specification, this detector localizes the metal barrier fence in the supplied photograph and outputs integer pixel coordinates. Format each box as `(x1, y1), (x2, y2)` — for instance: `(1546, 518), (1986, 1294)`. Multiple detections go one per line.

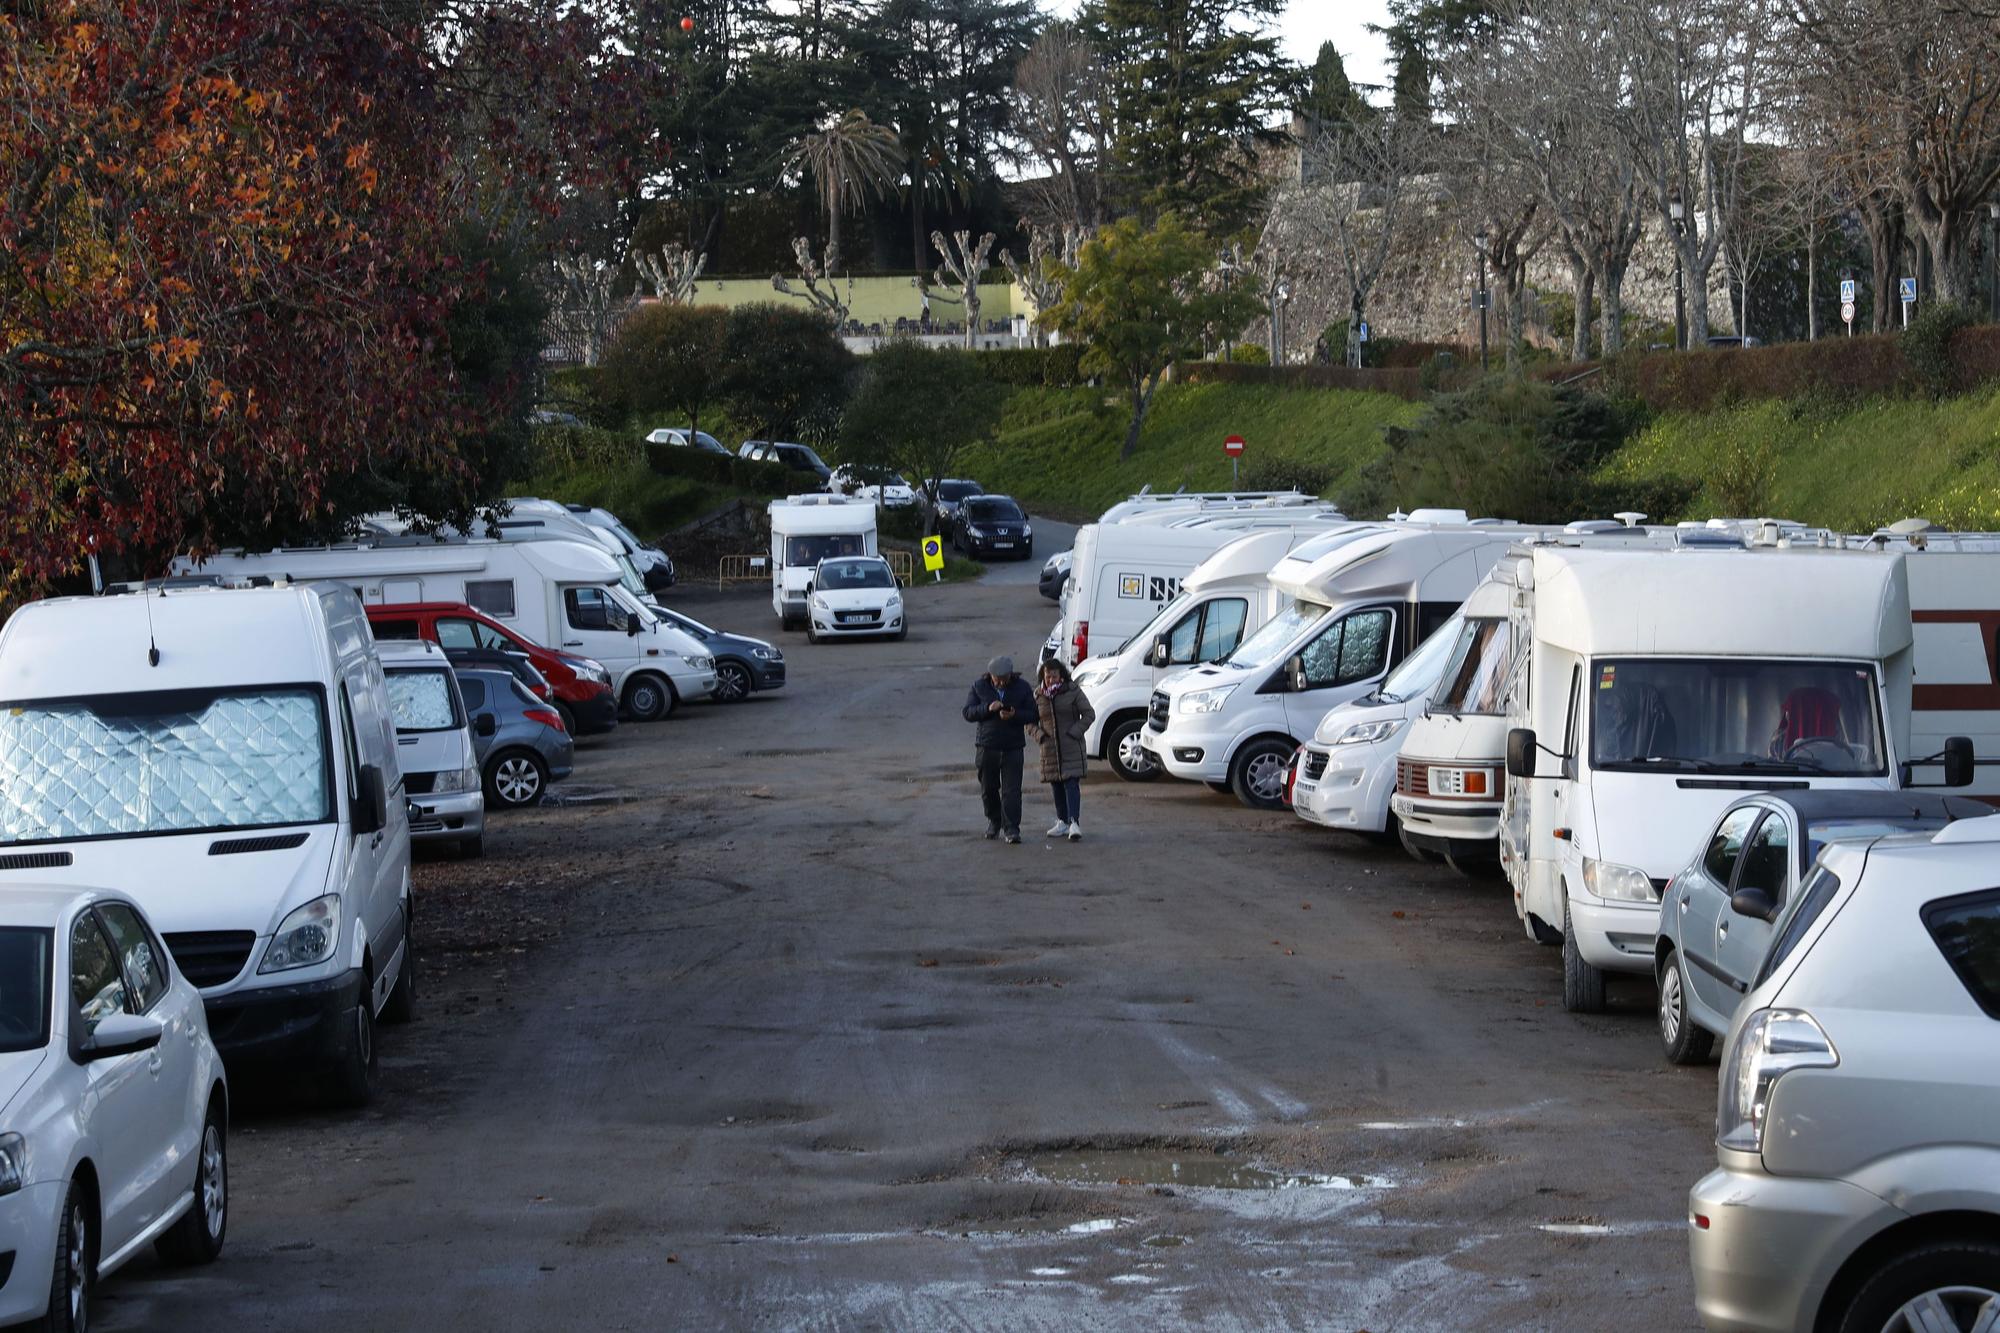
(717, 549), (913, 591)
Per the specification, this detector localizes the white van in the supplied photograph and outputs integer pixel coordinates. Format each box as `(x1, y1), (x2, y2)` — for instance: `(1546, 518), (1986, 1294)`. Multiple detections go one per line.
(1092, 490), (1313, 525)
(376, 640), (485, 858)
(1497, 544), (1988, 1012)
(0, 581), (413, 1104)
(1142, 525), (1528, 808)
(177, 536), (717, 720)
(770, 496), (878, 629)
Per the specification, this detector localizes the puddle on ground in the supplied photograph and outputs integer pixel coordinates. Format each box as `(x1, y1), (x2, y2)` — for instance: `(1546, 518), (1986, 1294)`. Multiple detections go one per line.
(1021, 1149), (1388, 1192)
(541, 784), (645, 807)
(1142, 1234), (1189, 1248)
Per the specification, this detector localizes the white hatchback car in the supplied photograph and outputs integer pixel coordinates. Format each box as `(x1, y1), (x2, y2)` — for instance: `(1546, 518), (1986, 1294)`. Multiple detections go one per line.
(0, 887), (229, 1331)
(805, 556), (907, 642)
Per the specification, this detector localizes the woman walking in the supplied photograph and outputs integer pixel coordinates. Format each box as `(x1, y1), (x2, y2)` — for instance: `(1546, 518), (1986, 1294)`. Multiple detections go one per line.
(1028, 658), (1096, 841)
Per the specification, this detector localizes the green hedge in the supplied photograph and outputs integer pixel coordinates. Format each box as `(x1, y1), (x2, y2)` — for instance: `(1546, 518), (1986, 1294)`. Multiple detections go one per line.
(1179, 359), (1433, 401)
(978, 343), (1087, 388)
(642, 441), (819, 497)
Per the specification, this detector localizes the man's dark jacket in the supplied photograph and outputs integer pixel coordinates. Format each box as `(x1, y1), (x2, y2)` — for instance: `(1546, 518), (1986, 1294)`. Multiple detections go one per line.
(963, 676), (1037, 750)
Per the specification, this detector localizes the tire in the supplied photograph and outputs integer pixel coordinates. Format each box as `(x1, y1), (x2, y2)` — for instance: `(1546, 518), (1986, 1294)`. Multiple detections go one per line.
(458, 834), (485, 860)
(324, 983), (378, 1108)
(713, 659), (753, 703)
(38, 1177), (89, 1333)
(381, 904), (415, 1025)
(1656, 948), (1713, 1065)
(895, 622), (908, 641)
(805, 622), (819, 645)
(623, 673), (675, 722)
(486, 749), (549, 809)
(553, 702), (577, 736)
(1105, 716), (1161, 783)
(1229, 737), (1295, 810)
(1835, 1240), (2000, 1333)
(1561, 894), (1608, 1013)
(156, 1097), (227, 1266)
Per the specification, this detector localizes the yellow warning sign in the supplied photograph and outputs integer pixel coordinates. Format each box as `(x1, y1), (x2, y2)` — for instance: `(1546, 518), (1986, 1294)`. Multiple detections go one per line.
(922, 535), (945, 572)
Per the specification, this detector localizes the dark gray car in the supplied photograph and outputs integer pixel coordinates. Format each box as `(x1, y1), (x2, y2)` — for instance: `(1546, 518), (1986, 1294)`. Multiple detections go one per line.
(649, 606), (785, 702)
(456, 667), (575, 809)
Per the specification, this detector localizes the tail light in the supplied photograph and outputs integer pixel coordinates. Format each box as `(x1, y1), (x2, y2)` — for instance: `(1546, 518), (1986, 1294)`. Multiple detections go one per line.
(1283, 747), (1302, 807)
(1071, 619), (1088, 663)
(524, 707), (566, 732)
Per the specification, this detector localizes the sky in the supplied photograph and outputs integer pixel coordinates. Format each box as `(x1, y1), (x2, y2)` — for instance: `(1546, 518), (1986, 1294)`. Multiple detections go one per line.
(1283, 0), (1392, 96)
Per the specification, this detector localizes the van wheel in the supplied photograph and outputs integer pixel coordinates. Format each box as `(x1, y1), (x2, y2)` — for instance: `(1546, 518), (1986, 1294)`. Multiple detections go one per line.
(1106, 717), (1160, 782)
(806, 623), (819, 645)
(486, 750), (549, 809)
(623, 673), (675, 721)
(325, 984), (379, 1108)
(156, 1095), (227, 1265)
(41, 1177), (90, 1333)
(1657, 949), (1712, 1065)
(1835, 1240), (2000, 1333)
(1561, 896), (1607, 1013)
(1230, 738), (1295, 810)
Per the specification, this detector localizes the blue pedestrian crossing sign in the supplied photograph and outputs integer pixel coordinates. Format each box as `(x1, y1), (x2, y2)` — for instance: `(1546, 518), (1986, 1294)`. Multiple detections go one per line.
(1900, 277), (1919, 303)
(1839, 277), (1857, 303)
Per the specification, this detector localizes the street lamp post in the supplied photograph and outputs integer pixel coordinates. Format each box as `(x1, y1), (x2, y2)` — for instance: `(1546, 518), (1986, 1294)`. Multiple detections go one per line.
(1473, 226), (1491, 372)
(1275, 280), (1292, 365)
(1988, 202), (2000, 324)
(1669, 196), (1688, 351)
(1218, 249), (1235, 360)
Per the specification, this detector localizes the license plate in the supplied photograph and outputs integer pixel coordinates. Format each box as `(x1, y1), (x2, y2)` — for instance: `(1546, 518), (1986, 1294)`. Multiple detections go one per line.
(993, 541), (1014, 548)
(1428, 766), (1490, 797)
(839, 613), (872, 623)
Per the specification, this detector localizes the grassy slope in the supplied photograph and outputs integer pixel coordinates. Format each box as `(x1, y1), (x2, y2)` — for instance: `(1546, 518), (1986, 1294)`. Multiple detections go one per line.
(963, 382), (1424, 519)
(1601, 386), (2000, 530)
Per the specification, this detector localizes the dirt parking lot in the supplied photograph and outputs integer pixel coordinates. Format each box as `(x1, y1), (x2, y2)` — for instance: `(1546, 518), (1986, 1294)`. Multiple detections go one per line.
(97, 560), (1716, 1332)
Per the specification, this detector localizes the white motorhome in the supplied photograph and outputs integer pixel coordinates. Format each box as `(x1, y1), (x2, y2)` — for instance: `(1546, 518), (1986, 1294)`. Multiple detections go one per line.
(1072, 525), (1358, 780)
(1141, 525), (1530, 808)
(1497, 545), (1988, 1013)
(769, 496), (878, 629)
(177, 537), (717, 721)
(1093, 490), (1313, 525)
(0, 581), (413, 1104)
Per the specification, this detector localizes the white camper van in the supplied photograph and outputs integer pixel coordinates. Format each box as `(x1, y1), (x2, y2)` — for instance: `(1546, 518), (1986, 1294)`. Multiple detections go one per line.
(769, 496), (878, 629)
(177, 537), (717, 720)
(0, 581), (413, 1104)
(1497, 545), (1987, 1013)
(1142, 525), (1525, 808)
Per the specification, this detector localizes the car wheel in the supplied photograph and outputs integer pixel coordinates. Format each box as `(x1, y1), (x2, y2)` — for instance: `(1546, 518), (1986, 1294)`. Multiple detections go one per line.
(1656, 948), (1712, 1065)
(1229, 738), (1294, 810)
(324, 984), (378, 1108)
(381, 905), (416, 1025)
(1836, 1240), (2000, 1333)
(895, 622), (908, 641)
(39, 1177), (90, 1333)
(486, 749), (549, 809)
(1561, 895), (1608, 1013)
(553, 702), (577, 736)
(156, 1096), (227, 1265)
(1105, 717), (1160, 783)
(623, 673), (675, 722)
(713, 660), (753, 703)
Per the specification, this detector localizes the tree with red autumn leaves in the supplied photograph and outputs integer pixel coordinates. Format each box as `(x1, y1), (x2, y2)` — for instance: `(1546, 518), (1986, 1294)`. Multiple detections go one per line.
(0, 1), (634, 596)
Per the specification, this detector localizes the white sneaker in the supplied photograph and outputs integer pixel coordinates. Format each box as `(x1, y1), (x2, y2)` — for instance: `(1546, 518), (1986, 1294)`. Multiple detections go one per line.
(1067, 821), (1082, 841)
(1047, 819), (1071, 837)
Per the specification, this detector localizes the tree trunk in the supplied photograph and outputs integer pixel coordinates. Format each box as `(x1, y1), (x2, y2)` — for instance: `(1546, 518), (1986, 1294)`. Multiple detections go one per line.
(1599, 263), (1626, 357)
(1806, 226), (1818, 341)
(1682, 231), (1712, 345)
(1922, 215), (1977, 307)
(827, 204), (843, 277)
(1349, 292), (1365, 368)
(1505, 268), (1527, 377)
(1120, 370), (1158, 460)
(1570, 257), (1594, 362)
(1865, 205), (1904, 334)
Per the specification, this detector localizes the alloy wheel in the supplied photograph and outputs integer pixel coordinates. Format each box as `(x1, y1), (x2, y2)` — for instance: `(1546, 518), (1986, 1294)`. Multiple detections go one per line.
(1881, 1287), (2000, 1332)
(1246, 752), (1286, 802)
(1659, 961), (1685, 1046)
(495, 756), (541, 806)
(200, 1123), (227, 1240)
(68, 1197), (88, 1332)
(715, 663), (751, 702)
(1116, 730), (1157, 778)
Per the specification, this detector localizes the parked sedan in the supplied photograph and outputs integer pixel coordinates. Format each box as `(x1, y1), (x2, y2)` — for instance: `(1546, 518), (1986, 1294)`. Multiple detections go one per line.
(1655, 790), (1990, 1065)
(740, 440), (833, 488)
(922, 478), (984, 529)
(1039, 549), (1071, 601)
(805, 555), (907, 642)
(650, 606), (785, 702)
(645, 427), (732, 456)
(952, 495), (1034, 559)
(828, 464), (917, 509)
(457, 667), (575, 809)
(1687, 816), (2000, 1332)
(0, 888), (229, 1331)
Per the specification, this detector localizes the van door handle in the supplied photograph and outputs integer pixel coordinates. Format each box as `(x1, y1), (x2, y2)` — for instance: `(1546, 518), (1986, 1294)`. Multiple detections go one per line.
(562, 640), (584, 648)
(147, 1051), (163, 1076)
(1679, 893), (1691, 912)
(1717, 920), (1729, 938)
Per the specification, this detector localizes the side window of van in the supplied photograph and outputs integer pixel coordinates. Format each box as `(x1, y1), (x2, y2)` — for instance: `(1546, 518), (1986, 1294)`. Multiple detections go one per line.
(371, 618), (420, 641)
(565, 587), (627, 632)
(1334, 609), (1392, 684)
(1164, 608), (1202, 664)
(466, 579), (516, 618)
(337, 684), (363, 801)
(1198, 599), (1248, 661)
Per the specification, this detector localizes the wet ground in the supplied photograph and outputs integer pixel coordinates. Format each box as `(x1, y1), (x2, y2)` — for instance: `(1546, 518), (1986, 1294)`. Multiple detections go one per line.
(98, 534), (1716, 1331)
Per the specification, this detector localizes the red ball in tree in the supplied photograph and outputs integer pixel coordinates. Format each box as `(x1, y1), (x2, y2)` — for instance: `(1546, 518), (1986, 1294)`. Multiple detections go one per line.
(679, 15), (694, 31)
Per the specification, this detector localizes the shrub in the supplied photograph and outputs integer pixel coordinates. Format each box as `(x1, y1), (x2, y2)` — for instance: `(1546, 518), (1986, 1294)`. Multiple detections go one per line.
(600, 304), (731, 436)
(979, 343), (1088, 387)
(1237, 457), (1332, 495)
(643, 441), (808, 497)
(878, 503), (926, 541)
(719, 302), (858, 440)
(1180, 359), (1428, 401)
(1228, 343), (1270, 365)
(1904, 302), (1979, 397)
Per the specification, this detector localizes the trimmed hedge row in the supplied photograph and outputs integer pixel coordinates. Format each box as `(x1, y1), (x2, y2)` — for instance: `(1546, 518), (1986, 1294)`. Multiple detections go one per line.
(978, 343), (1088, 388)
(1179, 360), (1431, 401)
(642, 439), (822, 497)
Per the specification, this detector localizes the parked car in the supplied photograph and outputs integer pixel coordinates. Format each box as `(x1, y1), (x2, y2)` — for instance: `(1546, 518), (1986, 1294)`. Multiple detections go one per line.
(0, 888), (231, 1331)
(646, 427), (732, 455)
(1655, 789), (1990, 1065)
(805, 555), (907, 643)
(922, 478), (985, 529)
(378, 641), (487, 859)
(367, 602), (618, 736)
(1687, 815), (2000, 1332)
(952, 494), (1034, 560)
(650, 606), (785, 702)
(739, 440), (833, 487)
(1039, 548), (1071, 601)
(457, 667), (574, 809)
(560, 503), (676, 591)
(828, 464), (917, 509)
(1704, 334), (1762, 349)
(441, 644), (552, 702)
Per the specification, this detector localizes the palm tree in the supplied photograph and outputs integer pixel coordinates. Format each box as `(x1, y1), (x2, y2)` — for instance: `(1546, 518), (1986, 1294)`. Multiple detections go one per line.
(788, 110), (902, 275)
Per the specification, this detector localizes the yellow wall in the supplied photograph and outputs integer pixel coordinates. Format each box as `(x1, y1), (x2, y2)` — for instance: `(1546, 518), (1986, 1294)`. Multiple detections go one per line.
(690, 276), (1027, 329)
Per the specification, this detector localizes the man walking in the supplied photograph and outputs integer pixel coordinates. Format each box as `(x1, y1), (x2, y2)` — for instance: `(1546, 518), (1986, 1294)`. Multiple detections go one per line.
(963, 655), (1035, 843)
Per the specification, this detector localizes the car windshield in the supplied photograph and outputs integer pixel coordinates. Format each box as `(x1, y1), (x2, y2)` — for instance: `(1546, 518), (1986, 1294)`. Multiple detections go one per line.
(964, 498), (1024, 522)
(786, 534), (868, 565)
(1380, 613), (1463, 704)
(0, 686), (332, 845)
(1589, 658), (1886, 776)
(0, 927), (52, 1052)
(939, 481), (983, 501)
(1225, 598), (1328, 671)
(386, 669), (461, 732)
(1433, 617), (1513, 715)
(818, 559), (895, 590)
(783, 444), (828, 469)
(663, 609), (714, 637)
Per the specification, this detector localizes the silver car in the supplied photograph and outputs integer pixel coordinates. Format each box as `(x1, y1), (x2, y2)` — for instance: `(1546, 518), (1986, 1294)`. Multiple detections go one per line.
(1688, 815), (2000, 1331)
(455, 668), (575, 810)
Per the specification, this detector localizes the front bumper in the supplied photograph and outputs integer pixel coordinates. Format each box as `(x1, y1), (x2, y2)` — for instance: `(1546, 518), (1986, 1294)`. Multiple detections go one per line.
(810, 607), (905, 636)
(560, 684), (620, 735)
(668, 668), (719, 700)
(1568, 888), (1661, 974)
(1391, 795), (1502, 858)
(1688, 1161), (1897, 1332)
(1293, 743), (1397, 833)
(964, 537), (1032, 559)
(748, 657), (787, 690)
(407, 787), (484, 843)
(1142, 723), (1231, 784)
(0, 1181), (62, 1325)
(200, 966), (368, 1066)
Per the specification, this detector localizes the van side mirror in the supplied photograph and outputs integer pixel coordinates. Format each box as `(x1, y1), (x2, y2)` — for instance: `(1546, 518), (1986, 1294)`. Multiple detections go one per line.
(80, 1012), (163, 1061)
(1945, 735), (1975, 788)
(626, 617), (641, 636)
(352, 763), (388, 836)
(1150, 635), (1169, 668)
(1288, 655), (1306, 693)
(1730, 886), (1778, 923)
(1505, 727), (1538, 779)
(474, 713), (497, 739)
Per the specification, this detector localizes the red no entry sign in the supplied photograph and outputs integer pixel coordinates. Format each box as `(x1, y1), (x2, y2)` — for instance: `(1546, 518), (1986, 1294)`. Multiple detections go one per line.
(1223, 434), (1246, 457)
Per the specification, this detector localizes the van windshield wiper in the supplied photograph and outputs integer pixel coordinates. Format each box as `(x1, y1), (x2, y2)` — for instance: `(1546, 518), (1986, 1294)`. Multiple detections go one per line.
(1732, 757), (1821, 774)
(1614, 756), (1715, 772)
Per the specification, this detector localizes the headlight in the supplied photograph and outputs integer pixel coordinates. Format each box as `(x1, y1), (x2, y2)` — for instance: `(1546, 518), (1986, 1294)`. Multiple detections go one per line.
(1074, 667), (1113, 689)
(1334, 719), (1403, 746)
(578, 659), (611, 684)
(432, 767), (469, 793)
(0, 1132), (25, 1197)
(1023, 524), (1034, 538)
(1581, 856), (1658, 903)
(1718, 1008), (1838, 1152)
(886, 592), (902, 605)
(810, 596), (828, 611)
(750, 645), (780, 660)
(681, 654), (711, 668)
(1178, 684), (1238, 714)
(967, 526), (987, 537)
(259, 894), (341, 974)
